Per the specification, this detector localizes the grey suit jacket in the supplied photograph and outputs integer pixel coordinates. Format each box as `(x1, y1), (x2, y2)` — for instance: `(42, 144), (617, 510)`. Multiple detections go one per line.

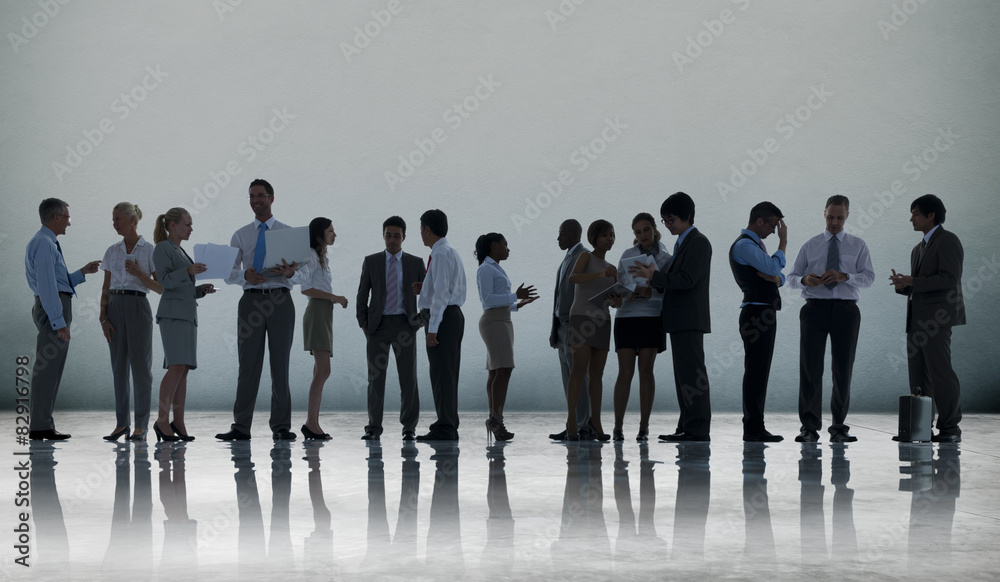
(153, 240), (205, 324)
(356, 250), (425, 333)
(896, 226), (966, 333)
(550, 243), (589, 347)
(650, 227), (712, 334)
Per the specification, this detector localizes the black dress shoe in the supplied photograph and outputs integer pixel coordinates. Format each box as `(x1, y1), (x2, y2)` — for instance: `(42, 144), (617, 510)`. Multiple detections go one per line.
(402, 431), (416, 441)
(361, 431), (380, 441)
(416, 431), (458, 441)
(744, 430), (783, 443)
(30, 429), (71, 440)
(549, 429), (568, 440)
(794, 430), (819, 443)
(273, 429), (297, 441)
(829, 430), (857, 443)
(660, 432), (710, 442)
(215, 429), (251, 441)
(931, 433), (961, 443)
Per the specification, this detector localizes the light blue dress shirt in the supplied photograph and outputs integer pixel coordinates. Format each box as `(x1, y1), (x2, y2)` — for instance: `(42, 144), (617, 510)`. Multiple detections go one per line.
(25, 226), (85, 330)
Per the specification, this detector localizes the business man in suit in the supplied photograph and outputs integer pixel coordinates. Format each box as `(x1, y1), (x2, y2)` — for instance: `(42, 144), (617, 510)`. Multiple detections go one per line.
(631, 192), (712, 442)
(357, 216), (426, 441)
(548, 219), (591, 440)
(890, 194), (965, 443)
(25, 198), (101, 439)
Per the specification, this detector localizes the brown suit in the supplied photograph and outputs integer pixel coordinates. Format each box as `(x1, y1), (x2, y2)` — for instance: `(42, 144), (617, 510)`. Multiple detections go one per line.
(896, 226), (965, 435)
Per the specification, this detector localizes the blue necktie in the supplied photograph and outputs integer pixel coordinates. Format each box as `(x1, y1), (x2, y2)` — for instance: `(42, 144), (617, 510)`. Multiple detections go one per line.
(253, 223), (267, 272)
(55, 240), (76, 296)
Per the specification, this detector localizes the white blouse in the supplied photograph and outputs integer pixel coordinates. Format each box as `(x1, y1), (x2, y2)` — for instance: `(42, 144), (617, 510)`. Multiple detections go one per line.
(476, 257), (518, 311)
(100, 236), (156, 292)
(300, 250), (333, 295)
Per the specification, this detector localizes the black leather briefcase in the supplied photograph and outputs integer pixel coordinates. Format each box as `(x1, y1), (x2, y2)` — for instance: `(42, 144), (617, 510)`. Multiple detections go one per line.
(897, 393), (932, 442)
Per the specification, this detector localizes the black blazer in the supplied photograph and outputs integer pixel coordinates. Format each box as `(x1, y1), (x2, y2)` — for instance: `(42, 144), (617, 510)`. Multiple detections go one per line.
(896, 226), (966, 333)
(650, 227), (712, 334)
(356, 250), (425, 333)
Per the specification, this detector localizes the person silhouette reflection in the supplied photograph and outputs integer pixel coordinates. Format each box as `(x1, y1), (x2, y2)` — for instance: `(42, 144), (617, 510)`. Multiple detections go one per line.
(798, 443), (827, 565)
(671, 442), (711, 563)
(394, 442), (421, 564)
(904, 444), (960, 573)
(483, 442), (514, 572)
(552, 442), (611, 577)
(830, 443), (858, 562)
(269, 442), (294, 571)
(28, 442), (69, 575)
(302, 441), (334, 573)
(426, 441), (464, 575)
(102, 443), (153, 574)
(156, 443), (197, 575)
(613, 442), (666, 572)
(229, 441), (265, 573)
(362, 440), (391, 572)
(741, 442), (776, 565)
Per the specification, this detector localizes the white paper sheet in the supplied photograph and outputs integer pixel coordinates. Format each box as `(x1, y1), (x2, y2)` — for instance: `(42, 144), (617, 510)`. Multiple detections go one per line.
(193, 243), (239, 281)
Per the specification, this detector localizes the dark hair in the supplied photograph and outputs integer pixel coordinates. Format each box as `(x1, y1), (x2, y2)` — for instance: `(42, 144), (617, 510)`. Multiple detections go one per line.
(587, 219), (614, 247)
(560, 219), (582, 239)
(911, 194), (946, 225)
(383, 215), (406, 235)
(474, 233), (505, 265)
(39, 198), (67, 224)
(309, 216), (333, 271)
(420, 209), (448, 237)
(748, 201), (783, 224)
(631, 212), (662, 247)
(660, 192), (695, 224)
(825, 195), (850, 210)
(249, 178), (274, 197)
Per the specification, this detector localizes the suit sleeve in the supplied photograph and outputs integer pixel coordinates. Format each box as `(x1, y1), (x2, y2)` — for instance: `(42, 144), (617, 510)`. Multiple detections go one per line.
(651, 237), (711, 291)
(154, 245), (190, 290)
(356, 257), (371, 329)
(913, 234), (964, 294)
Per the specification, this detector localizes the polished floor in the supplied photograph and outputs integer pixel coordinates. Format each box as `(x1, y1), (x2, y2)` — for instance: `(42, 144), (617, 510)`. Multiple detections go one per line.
(7, 412), (999, 581)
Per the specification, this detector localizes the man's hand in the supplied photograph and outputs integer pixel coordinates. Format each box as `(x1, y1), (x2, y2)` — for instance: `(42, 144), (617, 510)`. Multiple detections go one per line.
(411, 281), (423, 295)
(274, 259), (297, 278)
(426, 332), (439, 347)
(628, 261), (655, 281)
(81, 260), (101, 275)
(777, 219), (788, 244)
(802, 273), (823, 287)
(629, 286), (652, 300)
(819, 269), (846, 286)
(245, 268), (268, 284)
(889, 269), (913, 289)
(56, 327), (70, 342)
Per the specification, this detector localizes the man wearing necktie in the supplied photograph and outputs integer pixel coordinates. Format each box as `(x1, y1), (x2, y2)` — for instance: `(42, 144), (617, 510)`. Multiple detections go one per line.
(356, 216), (426, 441)
(729, 201), (788, 443)
(788, 196), (875, 443)
(216, 179), (299, 441)
(629, 192), (713, 442)
(548, 219), (591, 440)
(24, 198), (101, 439)
(890, 194), (965, 443)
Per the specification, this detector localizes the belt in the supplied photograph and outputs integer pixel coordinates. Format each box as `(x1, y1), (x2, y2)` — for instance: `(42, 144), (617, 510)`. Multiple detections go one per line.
(109, 289), (146, 297)
(244, 287), (289, 294)
(805, 298), (856, 303)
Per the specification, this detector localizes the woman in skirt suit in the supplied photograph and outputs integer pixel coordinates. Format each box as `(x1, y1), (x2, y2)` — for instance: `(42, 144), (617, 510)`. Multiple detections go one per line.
(151, 208), (215, 442)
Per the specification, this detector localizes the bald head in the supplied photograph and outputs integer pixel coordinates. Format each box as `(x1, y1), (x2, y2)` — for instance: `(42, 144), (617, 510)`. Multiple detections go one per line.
(558, 219), (582, 250)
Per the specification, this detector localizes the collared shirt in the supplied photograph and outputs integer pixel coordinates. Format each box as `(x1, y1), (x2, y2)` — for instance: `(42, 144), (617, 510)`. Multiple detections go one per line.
(617, 241), (672, 318)
(477, 257), (518, 312)
(924, 224), (941, 244)
(226, 216), (296, 289)
(101, 236), (155, 292)
(675, 225), (696, 252)
(299, 250), (333, 294)
(418, 237), (467, 333)
(25, 226), (85, 330)
(731, 228), (786, 306)
(383, 249), (405, 316)
(787, 230), (875, 301)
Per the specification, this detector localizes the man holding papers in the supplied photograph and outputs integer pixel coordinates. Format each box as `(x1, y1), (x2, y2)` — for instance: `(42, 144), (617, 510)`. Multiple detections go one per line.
(216, 178), (300, 441)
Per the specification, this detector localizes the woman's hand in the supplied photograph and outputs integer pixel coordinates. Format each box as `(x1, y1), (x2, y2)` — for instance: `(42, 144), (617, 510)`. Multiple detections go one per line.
(515, 283), (538, 301)
(603, 265), (618, 279)
(335, 295), (349, 308)
(187, 262), (208, 276)
(198, 284), (216, 294)
(101, 320), (115, 342)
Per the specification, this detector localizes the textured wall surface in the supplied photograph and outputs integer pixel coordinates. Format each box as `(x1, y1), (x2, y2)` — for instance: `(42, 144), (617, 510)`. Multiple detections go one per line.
(2, 1), (997, 413)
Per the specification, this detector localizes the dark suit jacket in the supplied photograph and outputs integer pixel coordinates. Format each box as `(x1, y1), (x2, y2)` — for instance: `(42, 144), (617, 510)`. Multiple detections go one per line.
(550, 243), (589, 347)
(650, 227), (712, 334)
(356, 250), (425, 333)
(896, 226), (965, 333)
(153, 240), (206, 324)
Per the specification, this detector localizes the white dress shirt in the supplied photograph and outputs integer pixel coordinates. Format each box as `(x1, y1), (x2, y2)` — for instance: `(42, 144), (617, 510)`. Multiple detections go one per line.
(101, 236), (156, 292)
(787, 230), (875, 301)
(383, 250), (406, 315)
(226, 216), (296, 289)
(477, 257), (518, 312)
(418, 237), (467, 333)
(299, 250), (333, 294)
(616, 241), (671, 318)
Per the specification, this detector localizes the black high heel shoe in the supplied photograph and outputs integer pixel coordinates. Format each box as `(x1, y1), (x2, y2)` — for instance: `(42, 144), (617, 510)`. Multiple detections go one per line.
(153, 422), (180, 443)
(301, 424), (331, 440)
(128, 428), (147, 442)
(104, 426), (130, 441)
(170, 421), (195, 442)
(612, 428), (625, 442)
(636, 429), (649, 442)
(587, 421), (611, 442)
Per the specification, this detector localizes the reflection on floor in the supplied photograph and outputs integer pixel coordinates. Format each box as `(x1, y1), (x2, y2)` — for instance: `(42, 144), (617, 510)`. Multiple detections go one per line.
(10, 412), (999, 580)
